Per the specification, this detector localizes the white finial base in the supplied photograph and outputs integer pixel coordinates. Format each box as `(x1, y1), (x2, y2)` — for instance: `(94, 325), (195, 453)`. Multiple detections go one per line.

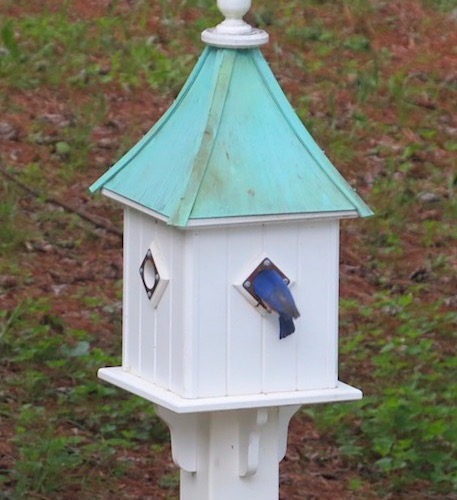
(202, 0), (268, 48)
(202, 26), (269, 48)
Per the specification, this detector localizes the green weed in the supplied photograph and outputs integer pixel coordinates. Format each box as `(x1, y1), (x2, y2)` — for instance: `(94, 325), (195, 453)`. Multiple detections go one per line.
(1, 20), (20, 60)
(0, 299), (169, 496)
(421, 0), (457, 11)
(309, 294), (457, 495)
(158, 471), (180, 490)
(13, 405), (84, 495)
(0, 183), (28, 252)
(0, 8), (193, 94)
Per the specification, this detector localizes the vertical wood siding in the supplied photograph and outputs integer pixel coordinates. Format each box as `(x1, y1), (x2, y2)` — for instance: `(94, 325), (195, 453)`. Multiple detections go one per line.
(124, 212), (339, 398)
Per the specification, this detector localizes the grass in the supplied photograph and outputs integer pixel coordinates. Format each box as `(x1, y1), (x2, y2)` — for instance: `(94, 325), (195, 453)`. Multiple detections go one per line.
(308, 293), (457, 494)
(0, 8), (195, 93)
(1, 298), (169, 497)
(0, 0), (456, 498)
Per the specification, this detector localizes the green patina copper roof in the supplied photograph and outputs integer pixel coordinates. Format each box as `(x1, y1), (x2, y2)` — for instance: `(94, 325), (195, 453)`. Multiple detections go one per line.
(90, 46), (372, 226)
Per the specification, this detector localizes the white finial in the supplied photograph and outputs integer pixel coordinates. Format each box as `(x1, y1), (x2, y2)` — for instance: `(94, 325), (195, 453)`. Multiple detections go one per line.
(202, 0), (268, 48)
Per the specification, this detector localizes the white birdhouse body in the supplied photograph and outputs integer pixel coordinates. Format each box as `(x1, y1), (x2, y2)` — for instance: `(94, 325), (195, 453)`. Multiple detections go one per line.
(121, 206), (340, 400)
(91, 45), (372, 412)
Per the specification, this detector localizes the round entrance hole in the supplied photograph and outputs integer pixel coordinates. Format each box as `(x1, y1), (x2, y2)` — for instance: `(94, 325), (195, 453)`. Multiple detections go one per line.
(139, 249), (160, 300)
(143, 258), (158, 291)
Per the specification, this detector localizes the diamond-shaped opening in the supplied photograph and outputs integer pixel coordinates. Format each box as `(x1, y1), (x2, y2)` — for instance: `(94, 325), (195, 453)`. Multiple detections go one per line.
(242, 258), (290, 310)
(140, 249), (160, 300)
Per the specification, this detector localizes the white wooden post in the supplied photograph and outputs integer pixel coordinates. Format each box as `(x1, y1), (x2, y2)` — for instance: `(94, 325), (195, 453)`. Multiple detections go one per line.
(156, 405), (301, 500)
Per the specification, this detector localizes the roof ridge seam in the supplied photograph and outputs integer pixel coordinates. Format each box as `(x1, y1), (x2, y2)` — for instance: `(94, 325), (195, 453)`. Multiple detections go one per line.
(168, 48), (237, 226)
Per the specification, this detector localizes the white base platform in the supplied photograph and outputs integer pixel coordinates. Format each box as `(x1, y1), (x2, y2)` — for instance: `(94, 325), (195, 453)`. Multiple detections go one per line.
(98, 366), (362, 413)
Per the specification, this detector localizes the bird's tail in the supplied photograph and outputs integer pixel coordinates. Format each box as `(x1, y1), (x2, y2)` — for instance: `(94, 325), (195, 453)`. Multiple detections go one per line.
(279, 314), (295, 339)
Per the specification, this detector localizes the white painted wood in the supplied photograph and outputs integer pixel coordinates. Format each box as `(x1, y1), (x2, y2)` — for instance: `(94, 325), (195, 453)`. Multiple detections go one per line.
(217, 0), (251, 20)
(181, 231), (199, 398)
(296, 220), (339, 390)
(122, 214), (343, 399)
(150, 223), (172, 389)
(201, 0), (269, 48)
(155, 406), (201, 473)
(278, 405), (301, 461)
(327, 220), (340, 386)
(98, 367), (362, 412)
(227, 226), (263, 395)
(261, 223), (299, 393)
(201, 27), (269, 49)
(238, 408), (269, 477)
(169, 227), (188, 395)
(117, 402), (332, 499)
(178, 408), (280, 500)
(138, 215), (156, 382)
(123, 209), (142, 374)
(194, 229), (229, 397)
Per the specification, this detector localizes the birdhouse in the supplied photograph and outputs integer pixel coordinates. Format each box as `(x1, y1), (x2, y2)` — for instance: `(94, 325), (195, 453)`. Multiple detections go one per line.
(90, 2), (372, 414)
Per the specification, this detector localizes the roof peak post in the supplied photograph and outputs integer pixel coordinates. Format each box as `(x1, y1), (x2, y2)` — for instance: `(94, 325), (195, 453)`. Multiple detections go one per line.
(201, 0), (269, 48)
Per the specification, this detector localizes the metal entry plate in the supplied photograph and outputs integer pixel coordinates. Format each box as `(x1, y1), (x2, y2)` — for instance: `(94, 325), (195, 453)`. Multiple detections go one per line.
(139, 241), (170, 307)
(234, 255), (293, 314)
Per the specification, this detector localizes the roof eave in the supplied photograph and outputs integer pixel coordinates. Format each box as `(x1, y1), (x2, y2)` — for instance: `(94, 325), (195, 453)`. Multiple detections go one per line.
(101, 188), (362, 228)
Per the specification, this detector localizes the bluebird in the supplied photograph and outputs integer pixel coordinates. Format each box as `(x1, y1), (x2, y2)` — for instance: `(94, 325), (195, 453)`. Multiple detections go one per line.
(253, 269), (300, 339)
